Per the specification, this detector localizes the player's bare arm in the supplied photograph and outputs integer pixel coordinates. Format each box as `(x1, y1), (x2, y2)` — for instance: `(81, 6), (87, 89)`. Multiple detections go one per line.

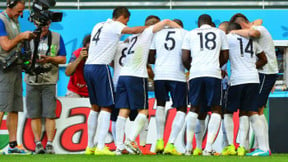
(231, 28), (261, 39)
(256, 51), (268, 69)
(122, 26), (147, 34)
(182, 49), (191, 70)
(147, 64), (154, 79)
(252, 19), (263, 26)
(148, 49), (156, 64)
(219, 50), (229, 67)
(152, 19), (181, 33)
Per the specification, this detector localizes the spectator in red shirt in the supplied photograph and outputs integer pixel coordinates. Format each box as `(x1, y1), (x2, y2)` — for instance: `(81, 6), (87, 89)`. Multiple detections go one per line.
(65, 34), (90, 97)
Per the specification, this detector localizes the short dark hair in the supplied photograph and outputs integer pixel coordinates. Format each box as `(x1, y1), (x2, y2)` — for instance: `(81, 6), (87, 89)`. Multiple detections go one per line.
(112, 7), (130, 19)
(7, 0), (25, 8)
(230, 13), (249, 24)
(173, 19), (183, 28)
(198, 14), (212, 27)
(211, 22), (216, 27)
(227, 22), (242, 33)
(82, 34), (91, 47)
(145, 15), (160, 26)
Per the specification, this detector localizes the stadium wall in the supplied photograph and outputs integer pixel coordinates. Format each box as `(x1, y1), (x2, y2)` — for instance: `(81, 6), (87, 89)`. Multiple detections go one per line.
(0, 97), (255, 154)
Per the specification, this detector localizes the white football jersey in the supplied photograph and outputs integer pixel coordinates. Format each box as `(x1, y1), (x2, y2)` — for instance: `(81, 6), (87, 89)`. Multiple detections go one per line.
(182, 24), (229, 80)
(86, 19), (126, 65)
(113, 41), (129, 89)
(120, 26), (154, 78)
(227, 34), (263, 86)
(252, 25), (278, 74)
(150, 28), (187, 82)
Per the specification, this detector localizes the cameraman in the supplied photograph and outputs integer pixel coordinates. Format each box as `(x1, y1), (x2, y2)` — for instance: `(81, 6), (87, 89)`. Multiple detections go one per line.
(65, 34), (90, 97)
(24, 21), (66, 154)
(0, 0), (35, 154)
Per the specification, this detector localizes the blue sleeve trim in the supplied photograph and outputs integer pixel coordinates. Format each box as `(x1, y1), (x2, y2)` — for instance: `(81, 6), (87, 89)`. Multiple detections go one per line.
(58, 36), (67, 56)
(0, 20), (7, 36)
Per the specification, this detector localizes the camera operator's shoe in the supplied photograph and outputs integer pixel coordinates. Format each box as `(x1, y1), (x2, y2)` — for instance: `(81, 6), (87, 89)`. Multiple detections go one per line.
(155, 139), (164, 154)
(94, 146), (115, 155)
(45, 144), (55, 154)
(163, 143), (182, 155)
(8, 144), (31, 155)
(35, 143), (45, 154)
(193, 148), (202, 156)
(0, 149), (5, 155)
(85, 147), (96, 155)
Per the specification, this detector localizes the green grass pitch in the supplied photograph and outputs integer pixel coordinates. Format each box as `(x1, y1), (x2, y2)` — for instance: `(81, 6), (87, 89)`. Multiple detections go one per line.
(0, 154), (288, 162)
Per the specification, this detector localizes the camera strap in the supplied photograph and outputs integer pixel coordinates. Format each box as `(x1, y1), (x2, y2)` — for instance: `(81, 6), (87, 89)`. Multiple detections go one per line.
(45, 30), (52, 56)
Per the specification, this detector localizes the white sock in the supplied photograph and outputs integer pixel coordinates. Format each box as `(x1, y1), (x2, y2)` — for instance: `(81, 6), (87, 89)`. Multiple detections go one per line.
(130, 113), (147, 141)
(205, 113), (221, 152)
(259, 114), (270, 151)
(168, 111), (185, 144)
(87, 110), (98, 148)
(96, 111), (111, 150)
(224, 114), (234, 145)
(250, 114), (267, 151)
(221, 119), (228, 148)
(156, 106), (165, 140)
(239, 116), (249, 147)
(244, 128), (250, 150)
(116, 116), (127, 150)
(195, 119), (205, 149)
(186, 112), (198, 151)
(111, 121), (116, 143)
(139, 119), (149, 146)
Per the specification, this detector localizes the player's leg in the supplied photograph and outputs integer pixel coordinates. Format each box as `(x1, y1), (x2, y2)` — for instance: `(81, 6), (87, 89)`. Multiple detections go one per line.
(221, 87), (229, 149)
(246, 83), (269, 156)
(116, 108), (130, 155)
(83, 65), (101, 154)
(237, 84), (258, 156)
(185, 78), (203, 155)
(203, 78), (222, 155)
(165, 81), (187, 155)
(256, 74), (277, 154)
(138, 118), (155, 155)
(154, 80), (168, 153)
(193, 112), (207, 156)
(125, 77), (149, 155)
(222, 85), (239, 156)
(115, 77), (130, 155)
(85, 65), (115, 155)
(111, 108), (119, 146)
